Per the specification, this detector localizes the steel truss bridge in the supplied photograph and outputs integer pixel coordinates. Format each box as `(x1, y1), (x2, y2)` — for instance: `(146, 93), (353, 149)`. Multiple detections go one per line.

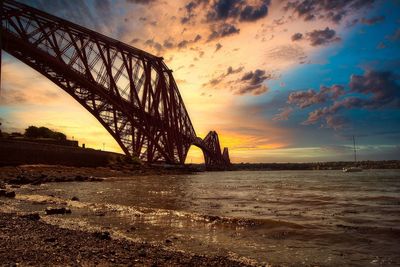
(0, 0), (230, 169)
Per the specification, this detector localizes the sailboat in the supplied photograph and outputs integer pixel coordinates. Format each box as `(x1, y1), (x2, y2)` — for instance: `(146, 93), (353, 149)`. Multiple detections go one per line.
(343, 136), (362, 172)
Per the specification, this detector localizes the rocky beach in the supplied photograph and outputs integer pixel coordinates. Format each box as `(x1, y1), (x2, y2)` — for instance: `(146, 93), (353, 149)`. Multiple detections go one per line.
(0, 165), (255, 266)
(0, 212), (253, 266)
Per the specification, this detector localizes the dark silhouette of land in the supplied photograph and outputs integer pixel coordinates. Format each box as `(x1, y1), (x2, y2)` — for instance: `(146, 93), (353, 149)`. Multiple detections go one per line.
(0, 126), (129, 167)
(1, 126), (399, 170)
(229, 161), (400, 170)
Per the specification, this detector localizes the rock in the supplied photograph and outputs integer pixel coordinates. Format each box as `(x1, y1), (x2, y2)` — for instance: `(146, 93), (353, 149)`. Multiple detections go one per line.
(138, 249), (146, 257)
(0, 190), (16, 198)
(165, 239), (172, 244)
(45, 207), (72, 215)
(10, 185), (20, 189)
(44, 237), (56, 243)
(93, 231), (111, 240)
(75, 175), (85, 181)
(5, 191), (16, 198)
(0, 183), (6, 189)
(71, 196), (80, 201)
(10, 174), (31, 185)
(31, 180), (42, 186)
(88, 176), (103, 182)
(0, 189), (6, 197)
(21, 213), (41, 221)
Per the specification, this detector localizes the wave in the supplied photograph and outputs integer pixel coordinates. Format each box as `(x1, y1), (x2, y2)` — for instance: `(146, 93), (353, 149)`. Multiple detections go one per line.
(355, 195), (400, 202)
(198, 214), (305, 229)
(15, 192), (305, 230)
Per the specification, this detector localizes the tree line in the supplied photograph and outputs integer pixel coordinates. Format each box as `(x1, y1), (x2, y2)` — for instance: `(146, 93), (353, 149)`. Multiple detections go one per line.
(24, 126), (66, 140)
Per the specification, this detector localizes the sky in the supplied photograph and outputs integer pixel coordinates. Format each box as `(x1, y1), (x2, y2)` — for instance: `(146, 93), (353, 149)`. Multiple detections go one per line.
(1, 0), (400, 163)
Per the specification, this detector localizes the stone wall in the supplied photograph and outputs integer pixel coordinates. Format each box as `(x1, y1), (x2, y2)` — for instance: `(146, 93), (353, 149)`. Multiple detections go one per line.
(0, 139), (124, 167)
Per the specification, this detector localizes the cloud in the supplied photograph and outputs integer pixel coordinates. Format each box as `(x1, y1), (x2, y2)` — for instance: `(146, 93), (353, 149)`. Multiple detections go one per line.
(307, 27), (340, 46)
(144, 34), (202, 52)
(126, 0), (157, 4)
(144, 39), (163, 52)
(361, 15), (385, 25)
(208, 23), (240, 41)
(226, 66), (244, 75)
(206, 0), (241, 21)
(235, 69), (270, 95)
(376, 42), (386, 49)
(130, 38), (141, 44)
(288, 85), (345, 108)
(181, 0), (209, 24)
(203, 66), (244, 87)
(239, 1), (270, 22)
(163, 39), (175, 49)
(273, 107), (293, 121)
(0, 60), (63, 106)
(284, 0), (376, 23)
(177, 40), (189, 49)
(265, 45), (306, 62)
(291, 32), (303, 41)
(19, 0), (100, 30)
(349, 70), (400, 108)
(299, 70), (400, 129)
(324, 115), (348, 130)
(194, 34), (202, 42)
(388, 28), (400, 41)
(181, 0), (271, 41)
(206, 0), (271, 22)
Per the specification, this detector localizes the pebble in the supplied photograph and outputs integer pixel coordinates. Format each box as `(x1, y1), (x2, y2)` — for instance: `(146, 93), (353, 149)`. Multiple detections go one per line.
(21, 213), (41, 221)
(45, 207), (72, 215)
(0, 189), (16, 198)
(93, 231), (111, 240)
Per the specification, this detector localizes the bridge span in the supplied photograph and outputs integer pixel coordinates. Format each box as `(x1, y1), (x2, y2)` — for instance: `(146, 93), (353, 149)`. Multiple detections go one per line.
(0, 0), (230, 169)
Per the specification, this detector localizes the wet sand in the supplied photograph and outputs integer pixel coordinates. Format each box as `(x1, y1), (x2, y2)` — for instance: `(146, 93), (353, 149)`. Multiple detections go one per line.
(0, 212), (253, 266)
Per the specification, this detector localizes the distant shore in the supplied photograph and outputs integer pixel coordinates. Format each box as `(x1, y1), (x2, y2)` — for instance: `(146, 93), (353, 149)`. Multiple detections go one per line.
(227, 160), (400, 171)
(0, 164), (195, 186)
(2, 137), (399, 171)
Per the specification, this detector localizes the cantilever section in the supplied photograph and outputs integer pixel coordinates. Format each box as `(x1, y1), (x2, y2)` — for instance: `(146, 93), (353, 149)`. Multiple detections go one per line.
(0, 0), (231, 168)
(192, 131), (231, 169)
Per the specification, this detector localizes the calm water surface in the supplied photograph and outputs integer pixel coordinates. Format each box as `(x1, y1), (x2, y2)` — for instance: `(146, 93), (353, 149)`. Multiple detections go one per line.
(8, 170), (400, 266)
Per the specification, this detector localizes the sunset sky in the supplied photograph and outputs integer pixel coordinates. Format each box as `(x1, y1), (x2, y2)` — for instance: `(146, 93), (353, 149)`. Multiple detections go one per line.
(1, 0), (400, 163)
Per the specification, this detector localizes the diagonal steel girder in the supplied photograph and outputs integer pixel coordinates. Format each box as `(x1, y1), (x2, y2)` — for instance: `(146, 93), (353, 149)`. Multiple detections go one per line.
(1, 0), (230, 168)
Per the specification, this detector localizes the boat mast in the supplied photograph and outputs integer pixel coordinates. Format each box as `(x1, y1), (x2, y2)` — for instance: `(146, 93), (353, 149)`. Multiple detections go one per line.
(353, 135), (357, 162)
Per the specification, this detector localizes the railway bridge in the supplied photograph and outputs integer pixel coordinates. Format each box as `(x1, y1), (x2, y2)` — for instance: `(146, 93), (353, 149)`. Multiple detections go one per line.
(0, 0), (230, 169)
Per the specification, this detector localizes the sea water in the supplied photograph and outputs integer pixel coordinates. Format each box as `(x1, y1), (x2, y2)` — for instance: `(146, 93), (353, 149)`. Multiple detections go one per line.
(7, 170), (400, 266)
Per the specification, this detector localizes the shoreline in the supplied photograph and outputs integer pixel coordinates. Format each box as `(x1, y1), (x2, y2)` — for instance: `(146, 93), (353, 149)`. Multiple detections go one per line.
(0, 164), (196, 186)
(0, 165), (258, 266)
(1, 166), (399, 266)
(0, 212), (254, 266)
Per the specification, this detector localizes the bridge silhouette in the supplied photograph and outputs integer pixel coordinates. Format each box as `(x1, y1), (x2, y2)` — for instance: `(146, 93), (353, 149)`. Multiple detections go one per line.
(0, 0), (230, 169)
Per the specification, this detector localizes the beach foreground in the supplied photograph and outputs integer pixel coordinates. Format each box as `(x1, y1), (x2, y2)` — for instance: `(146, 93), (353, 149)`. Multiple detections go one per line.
(0, 212), (253, 266)
(1, 166), (399, 266)
(0, 166), (256, 266)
